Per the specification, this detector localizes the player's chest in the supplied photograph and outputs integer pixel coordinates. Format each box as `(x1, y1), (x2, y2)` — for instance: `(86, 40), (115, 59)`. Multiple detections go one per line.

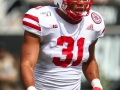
(41, 20), (99, 45)
(40, 22), (100, 67)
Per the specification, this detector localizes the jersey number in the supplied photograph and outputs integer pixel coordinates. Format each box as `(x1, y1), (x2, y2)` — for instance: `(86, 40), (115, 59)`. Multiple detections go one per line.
(52, 36), (85, 67)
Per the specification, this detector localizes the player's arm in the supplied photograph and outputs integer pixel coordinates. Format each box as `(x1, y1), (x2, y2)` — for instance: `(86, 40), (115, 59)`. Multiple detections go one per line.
(20, 31), (40, 90)
(82, 39), (102, 90)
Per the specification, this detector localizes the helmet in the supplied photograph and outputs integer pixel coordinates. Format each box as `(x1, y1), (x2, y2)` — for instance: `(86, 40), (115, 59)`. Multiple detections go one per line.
(54, 0), (93, 21)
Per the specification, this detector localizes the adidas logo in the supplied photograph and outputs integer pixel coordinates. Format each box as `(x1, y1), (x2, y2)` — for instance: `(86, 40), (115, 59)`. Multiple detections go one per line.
(86, 24), (93, 30)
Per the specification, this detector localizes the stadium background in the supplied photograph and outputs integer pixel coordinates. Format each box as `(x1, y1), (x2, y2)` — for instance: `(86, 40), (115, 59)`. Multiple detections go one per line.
(0, 0), (120, 90)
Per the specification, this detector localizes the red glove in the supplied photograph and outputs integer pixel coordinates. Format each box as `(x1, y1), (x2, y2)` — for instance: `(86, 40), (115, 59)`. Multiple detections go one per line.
(92, 87), (101, 90)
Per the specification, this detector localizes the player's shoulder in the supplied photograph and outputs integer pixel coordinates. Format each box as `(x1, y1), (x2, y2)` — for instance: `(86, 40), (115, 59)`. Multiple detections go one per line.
(83, 9), (105, 37)
(88, 10), (104, 24)
(24, 6), (55, 16)
(90, 10), (103, 19)
(84, 9), (105, 31)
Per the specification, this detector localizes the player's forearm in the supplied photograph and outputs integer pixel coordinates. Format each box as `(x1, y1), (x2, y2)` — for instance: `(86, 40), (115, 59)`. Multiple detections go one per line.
(82, 60), (99, 84)
(82, 60), (102, 89)
(20, 64), (35, 89)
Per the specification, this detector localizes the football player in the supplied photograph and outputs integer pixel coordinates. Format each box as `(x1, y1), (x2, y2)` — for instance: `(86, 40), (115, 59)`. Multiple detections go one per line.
(20, 0), (105, 90)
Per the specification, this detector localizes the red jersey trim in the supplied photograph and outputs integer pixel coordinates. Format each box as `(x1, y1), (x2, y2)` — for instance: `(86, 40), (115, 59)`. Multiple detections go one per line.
(23, 21), (41, 31)
(24, 14), (39, 22)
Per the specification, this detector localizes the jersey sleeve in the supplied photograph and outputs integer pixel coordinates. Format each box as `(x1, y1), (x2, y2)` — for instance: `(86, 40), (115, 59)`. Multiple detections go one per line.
(93, 12), (106, 38)
(98, 28), (105, 38)
(90, 10), (106, 39)
(97, 21), (106, 38)
(22, 8), (42, 37)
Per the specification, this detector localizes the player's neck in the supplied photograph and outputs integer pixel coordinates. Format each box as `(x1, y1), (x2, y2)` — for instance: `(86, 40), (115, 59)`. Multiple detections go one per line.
(56, 8), (81, 24)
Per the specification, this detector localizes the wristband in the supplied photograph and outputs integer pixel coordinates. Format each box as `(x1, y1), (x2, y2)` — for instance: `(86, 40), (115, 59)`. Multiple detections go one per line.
(91, 79), (102, 90)
(27, 86), (36, 90)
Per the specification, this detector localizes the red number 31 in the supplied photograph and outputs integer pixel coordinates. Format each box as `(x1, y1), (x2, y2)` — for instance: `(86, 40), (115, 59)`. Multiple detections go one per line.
(52, 36), (85, 67)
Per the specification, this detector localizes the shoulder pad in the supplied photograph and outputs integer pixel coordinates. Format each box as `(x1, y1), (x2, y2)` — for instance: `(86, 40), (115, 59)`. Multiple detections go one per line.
(34, 6), (58, 28)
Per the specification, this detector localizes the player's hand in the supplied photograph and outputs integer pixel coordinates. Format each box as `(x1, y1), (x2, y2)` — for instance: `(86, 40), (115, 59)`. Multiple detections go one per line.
(92, 87), (101, 90)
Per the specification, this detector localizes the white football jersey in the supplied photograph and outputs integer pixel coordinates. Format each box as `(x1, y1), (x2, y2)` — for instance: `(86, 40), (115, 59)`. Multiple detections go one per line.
(22, 6), (105, 90)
